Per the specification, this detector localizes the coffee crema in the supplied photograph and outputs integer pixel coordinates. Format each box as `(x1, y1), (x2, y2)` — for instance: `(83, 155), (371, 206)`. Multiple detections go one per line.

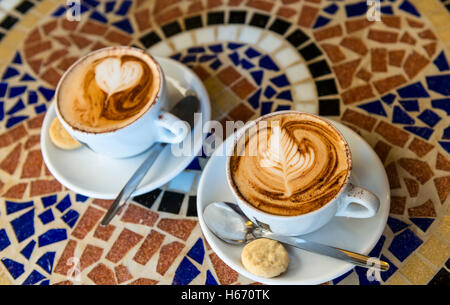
(58, 48), (161, 133)
(230, 113), (351, 216)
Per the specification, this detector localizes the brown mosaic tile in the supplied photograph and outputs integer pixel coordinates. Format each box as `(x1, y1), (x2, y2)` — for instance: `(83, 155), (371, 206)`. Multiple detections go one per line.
(277, 7), (297, 18)
(434, 176), (450, 203)
(87, 263), (117, 285)
(321, 43), (346, 63)
(24, 28), (41, 45)
(134, 9), (151, 32)
(40, 67), (62, 87)
(92, 198), (114, 210)
(207, 0), (223, 9)
(341, 108), (377, 131)
(24, 40), (52, 59)
(217, 66), (242, 86)
(247, 0), (274, 12)
(403, 51), (430, 79)
(333, 58), (360, 89)
(69, 33), (92, 49)
(121, 203), (159, 227)
(129, 278), (158, 285)
(388, 49), (406, 67)
(157, 241), (184, 275)
(398, 158), (434, 184)
(345, 18), (373, 33)
(93, 224), (115, 242)
(390, 196), (406, 215)
(314, 24), (343, 41)
(61, 19), (79, 31)
(90, 41), (108, 51)
(209, 253), (239, 285)
(187, 1), (204, 14)
(282, 0), (300, 3)
(0, 125), (27, 148)
(133, 230), (166, 265)
(24, 135), (40, 150)
(192, 65), (210, 81)
(436, 153), (450, 172)
(53, 35), (71, 47)
(57, 56), (79, 71)
(21, 149), (43, 178)
(105, 30), (133, 45)
(371, 48), (387, 72)
(105, 228), (143, 263)
(368, 29), (398, 43)
(375, 121), (410, 147)
(0, 143), (22, 175)
(80, 244), (103, 271)
(3, 183), (28, 199)
(341, 84), (375, 104)
(80, 20), (108, 36)
(115, 264), (133, 284)
(53, 280), (73, 285)
(418, 29), (437, 40)
(155, 7), (182, 25)
(297, 5), (319, 28)
(228, 103), (255, 122)
(408, 199), (436, 217)
(340, 36), (368, 55)
(381, 15), (401, 29)
(72, 206), (104, 239)
(153, 0), (181, 15)
(404, 178), (419, 197)
(373, 140), (392, 163)
(157, 218), (197, 241)
(385, 162), (401, 189)
(400, 32), (416, 45)
(30, 179), (63, 197)
(54, 239), (77, 275)
(231, 78), (256, 99)
(407, 18), (424, 28)
(44, 49), (69, 66)
(423, 42), (437, 58)
(27, 115), (45, 130)
(356, 68), (372, 82)
(373, 74), (407, 94)
(28, 59), (43, 75)
(408, 137), (434, 158)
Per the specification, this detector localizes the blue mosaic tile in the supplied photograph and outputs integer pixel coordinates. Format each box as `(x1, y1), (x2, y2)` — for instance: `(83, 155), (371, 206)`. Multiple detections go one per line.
(20, 73), (36, 82)
(380, 254), (397, 282)
(259, 55), (279, 71)
(369, 235), (386, 258)
(404, 126), (434, 140)
(172, 257), (200, 285)
(112, 19), (134, 34)
(169, 171), (196, 193)
(20, 240), (36, 260)
(209, 59), (222, 70)
(27, 90), (38, 104)
(264, 85), (276, 99)
(61, 210), (80, 228)
(313, 16), (331, 29)
(244, 47), (261, 58)
(181, 55), (196, 63)
(41, 195), (57, 208)
(187, 238), (205, 265)
(410, 218), (434, 233)
(34, 104), (46, 114)
(51, 6), (66, 17)
(40, 280), (50, 285)
(397, 82), (429, 98)
(208, 44), (223, 53)
(241, 58), (254, 70)
(0, 82), (7, 97)
(443, 126), (450, 140)
(393, 106), (415, 124)
(7, 99), (25, 115)
(186, 157), (201, 171)
(399, 100), (419, 112)
(8, 86), (27, 98)
(270, 75), (290, 88)
(0, 228), (11, 251)
(388, 228), (423, 262)
(6, 115), (28, 128)
(275, 105), (291, 111)
(56, 194), (71, 213)
(426, 74), (450, 96)
(0, 102), (3, 121)
(198, 54), (216, 62)
(276, 90), (293, 101)
(22, 270), (46, 285)
(12, 52), (22, 65)
(434, 51), (450, 72)
(6, 200), (33, 215)
(248, 89), (261, 109)
(2, 67), (20, 80)
(345, 1), (367, 17)
(250, 70), (263, 85)
(358, 100), (387, 117)
(75, 194), (89, 202)
(11, 209), (35, 243)
(205, 270), (218, 285)
(228, 42), (244, 50)
(439, 141), (450, 153)
(115, 0), (132, 15)
(261, 101), (273, 115)
(38, 229), (67, 247)
(431, 98), (450, 114)
(36, 252), (55, 275)
(355, 266), (381, 285)
(170, 53), (181, 61)
(89, 11), (108, 23)
(387, 217), (409, 233)
(83, 0), (100, 7)
(104, 1), (115, 13)
(417, 109), (441, 127)
(399, 0), (421, 17)
(324, 3), (339, 14)
(38, 87), (55, 102)
(1, 258), (25, 279)
(332, 269), (354, 285)
(228, 52), (240, 66)
(381, 5), (394, 15)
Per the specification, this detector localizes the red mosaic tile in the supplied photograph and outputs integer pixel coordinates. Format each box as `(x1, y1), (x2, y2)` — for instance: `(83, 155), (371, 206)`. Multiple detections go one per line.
(381, 15), (401, 29)
(133, 230), (166, 265)
(87, 263), (117, 285)
(400, 32), (416, 45)
(356, 68), (372, 82)
(345, 18), (373, 33)
(0, 143), (22, 175)
(398, 158), (434, 184)
(373, 140), (392, 163)
(340, 36), (368, 55)
(371, 48), (387, 72)
(209, 253), (239, 285)
(93, 224), (116, 242)
(231, 78), (256, 99)
(155, 7), (182, 25)
(129, 278), (158, 285)
(40, 67), (62, 87)
(157, 218), (197, 241)
(297, 5), (319, 28)
(434, 176), (450, 204)
(0, 125), (27, 148)
(373, 74), (407, 95)
(72, 206), (104, 239)
(3, 183), (28, 199)
(418, 29), (437, 40)
(408, 137), (434, 158)
(314, 24), (343, 41)
(321, 43), (346, 63)
(80, 244), (103, 271)
(80, 20), (108, 36)
(105, 228), (143, 263)
(134, 9), (152, 32)
(341, 108), (377, 131)
(217, 66), (242, 86)
(375, 121), (410, 147)
(385, 162), (401, 189)
(390, 196), (406, 215)
(121, 203), (159, 227)
(404, 178), (419, 197)
(423, 42), (437, 58)
(277, 7), (297, 18)
(24, 135), (40, 150)
(157, 241), (184, 275)
(388, 49), (406, 67)
(436, 153), (450, 172)
(368, 29), (398, 43)
(54, 239), (77, 275)
(408, 199), (436, 217)
(115, 264), (133, 284)
(228, 103), (255, 122)
(403, 51), (430, 79)
(341, 84), (375, 104)
(333, 58), (360, 89)
(92, 198), (114, 210)
(247, 0), (274, 12)
(105, 30), (133, 45)
(21, 149), (43, 178)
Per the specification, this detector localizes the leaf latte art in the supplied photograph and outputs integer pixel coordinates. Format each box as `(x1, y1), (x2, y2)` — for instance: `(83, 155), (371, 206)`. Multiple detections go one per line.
(230, 113), (351, 216)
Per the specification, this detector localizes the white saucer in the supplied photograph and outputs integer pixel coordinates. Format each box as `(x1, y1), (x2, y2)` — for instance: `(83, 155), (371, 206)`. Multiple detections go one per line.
(41, 57), (211, 199)
(197, 120), (390, 285)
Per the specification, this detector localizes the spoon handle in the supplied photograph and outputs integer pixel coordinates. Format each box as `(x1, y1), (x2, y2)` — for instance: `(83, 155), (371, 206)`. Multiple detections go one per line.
(257, 231), (389, 271)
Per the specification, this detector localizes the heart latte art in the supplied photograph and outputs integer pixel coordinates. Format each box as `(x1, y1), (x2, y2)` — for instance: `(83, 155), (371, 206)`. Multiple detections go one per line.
(58, 48), (160, 133)
(230, 113), (351, 216)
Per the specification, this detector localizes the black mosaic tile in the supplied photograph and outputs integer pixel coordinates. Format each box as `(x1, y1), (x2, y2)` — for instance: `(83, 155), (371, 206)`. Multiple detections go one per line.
(139, 31), (162, 48)
(269, 18), (291, 35)
(286, 29), (309, 48)
(0, 32), (5, 42)
(428, 268), (450, 285)
(15, 0), (34, 14)
(308, 59), (332, 78)
(158, 191), (185, 214)
(315, 79), (338, 96)
(228, 10), (247, 24)
(249, 13), (270, 28)
(186, 196), (197, 217)
(0, 15), (19, 30)
(133, 188), (162, 209)
(318, 99), (340, 116)
(299, 42), (323, 61)
(184, 15), (203, 30)
(446, 258), (450, 269)
(162, 21), (182, 38)
(207, 11), (225, 25)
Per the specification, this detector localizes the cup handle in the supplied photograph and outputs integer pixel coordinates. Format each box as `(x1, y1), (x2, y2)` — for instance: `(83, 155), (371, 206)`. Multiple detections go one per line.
(335, 183), (380, 218)
(155, 111), (189, 144)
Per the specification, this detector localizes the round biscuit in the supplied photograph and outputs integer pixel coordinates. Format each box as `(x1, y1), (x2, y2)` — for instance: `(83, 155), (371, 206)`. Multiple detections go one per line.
(49, 117), (82, 150)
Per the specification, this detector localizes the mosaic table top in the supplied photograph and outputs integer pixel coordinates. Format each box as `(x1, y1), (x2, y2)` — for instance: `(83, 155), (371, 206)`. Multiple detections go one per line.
(0, 0), (449, 286)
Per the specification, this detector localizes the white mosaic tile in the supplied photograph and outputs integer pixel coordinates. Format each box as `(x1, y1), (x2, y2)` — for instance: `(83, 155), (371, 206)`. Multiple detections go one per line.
(238, 26), (262, 45)
(285, 62), (310, 84)
(258, 33), (283, 53)
(148, 41), (173, 57)
(0, 0), (19, 11)
(294, 101), (318, 114)
(293, 82), (316, 101)
(171, 32), (194, 52)
(195, 28), (216, 45)
(274, 47), (301, 68)
(217, 25), (239, 42)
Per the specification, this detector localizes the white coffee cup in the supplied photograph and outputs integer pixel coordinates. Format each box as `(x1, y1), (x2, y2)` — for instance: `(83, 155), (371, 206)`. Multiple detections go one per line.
(55, 46), (189, 158)
(226, 111), (380, 236)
